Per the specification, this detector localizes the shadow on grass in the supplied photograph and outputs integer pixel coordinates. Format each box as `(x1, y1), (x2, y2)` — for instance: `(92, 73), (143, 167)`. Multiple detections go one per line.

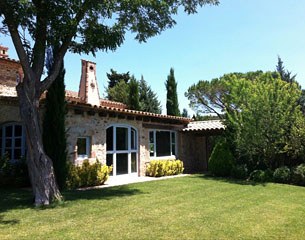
(63, 185), (144, 202)
(0, 215), (19, 225)
(0, 185), (144, 213)
(192, 173), (268, 187)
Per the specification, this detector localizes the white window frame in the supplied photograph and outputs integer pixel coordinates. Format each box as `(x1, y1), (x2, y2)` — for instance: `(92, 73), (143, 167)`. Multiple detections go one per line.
(106, 124), (138, 176)
(76, 136), (91, 160)
(0, 122), (26, 161)
(149, 130), (177, 159)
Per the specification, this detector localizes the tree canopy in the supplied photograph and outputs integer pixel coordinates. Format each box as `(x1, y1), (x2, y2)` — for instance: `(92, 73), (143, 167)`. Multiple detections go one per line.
(186, 71), (305, 170)
(0, 0), (219, 205)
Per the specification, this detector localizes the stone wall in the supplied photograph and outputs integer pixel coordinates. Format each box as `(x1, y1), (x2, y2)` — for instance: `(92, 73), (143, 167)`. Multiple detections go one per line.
(0, 58), (23, 88)
(65, 109), (150, 176)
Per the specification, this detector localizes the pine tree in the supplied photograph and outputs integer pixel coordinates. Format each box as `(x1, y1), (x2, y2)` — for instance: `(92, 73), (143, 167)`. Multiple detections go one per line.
(128, 77), (140, 110)
(106, 69), (130, 88)
(276, 56), (296, 83)
(42, 46), (68, 190)
(165, 68), (180, 116)
(139, 76), (162, 114)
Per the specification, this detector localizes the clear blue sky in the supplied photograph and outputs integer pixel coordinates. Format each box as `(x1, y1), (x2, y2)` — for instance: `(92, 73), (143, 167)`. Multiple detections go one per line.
(1, 0), (305, 115)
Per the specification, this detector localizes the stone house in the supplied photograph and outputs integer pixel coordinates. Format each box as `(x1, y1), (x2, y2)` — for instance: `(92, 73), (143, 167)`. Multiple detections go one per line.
(0, 45), (224, 177)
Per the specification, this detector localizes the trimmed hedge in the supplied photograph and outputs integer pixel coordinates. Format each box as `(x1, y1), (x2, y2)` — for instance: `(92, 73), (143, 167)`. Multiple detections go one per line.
(208, 140), (235, 177)
(146, 159), (184, 177)
(0, 155), (30, 188)
(66, 159), (112, 189)
(273, 166), (291, 184)
(291, 164), (305, 186)
(249, 169), (273, 182)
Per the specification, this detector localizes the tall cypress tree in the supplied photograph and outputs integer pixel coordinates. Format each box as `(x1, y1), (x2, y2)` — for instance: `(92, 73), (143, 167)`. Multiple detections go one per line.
(165, 68), (180, 116)
(42, 46), (68, 190)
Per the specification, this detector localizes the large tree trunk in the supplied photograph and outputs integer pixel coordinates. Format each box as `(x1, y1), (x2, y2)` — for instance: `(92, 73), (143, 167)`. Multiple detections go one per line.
(17, 84), (62, 206)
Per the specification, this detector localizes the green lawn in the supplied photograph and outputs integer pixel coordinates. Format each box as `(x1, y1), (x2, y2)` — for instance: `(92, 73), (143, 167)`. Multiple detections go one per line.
(1, 175), (305, 240)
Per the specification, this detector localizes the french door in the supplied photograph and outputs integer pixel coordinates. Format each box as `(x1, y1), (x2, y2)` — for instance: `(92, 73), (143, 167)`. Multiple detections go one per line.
(106, 125), (138, 176)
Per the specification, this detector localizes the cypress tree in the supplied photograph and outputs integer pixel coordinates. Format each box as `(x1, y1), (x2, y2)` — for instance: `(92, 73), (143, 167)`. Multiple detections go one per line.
(42, 46), (68, 190)
(165, 68), (180, 116)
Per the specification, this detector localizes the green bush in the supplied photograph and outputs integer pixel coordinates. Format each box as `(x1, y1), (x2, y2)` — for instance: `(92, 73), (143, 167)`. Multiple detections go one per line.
(146, 159), (184, 177)
(231, 164), (248, 179)
(0, 155), (30, 188)
(273, 166), (291, 184)
(249, 169), (273, 182)
(66, 159), (112, 189)
(208, 140), (235, 177)
(291, 164), (305, 186)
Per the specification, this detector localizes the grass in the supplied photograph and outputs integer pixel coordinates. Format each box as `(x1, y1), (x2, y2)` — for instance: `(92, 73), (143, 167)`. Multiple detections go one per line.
(1, 175), (305, 239)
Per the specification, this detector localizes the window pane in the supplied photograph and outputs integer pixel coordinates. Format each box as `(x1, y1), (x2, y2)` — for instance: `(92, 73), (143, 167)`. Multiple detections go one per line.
(116, 153), (128, 175)
(156, 131), (171, 157)
(77, 138), (87, 155)
(15, 125), (22, 137)
(149, 143), (154, 157)
(14, 149), (22, 160)
(15, 138), (22, 148)
(5, 126), (12, 137)
(106, 127), (113, 151)
(106, 154), (113, 176)
(131, 128), (137, 150)
(5, 138), (12, 148)
(131, 153), (137, 173)
(4, 149), (12, 160)
(116, 127), (128, 151)
(149, 131), (154, 143)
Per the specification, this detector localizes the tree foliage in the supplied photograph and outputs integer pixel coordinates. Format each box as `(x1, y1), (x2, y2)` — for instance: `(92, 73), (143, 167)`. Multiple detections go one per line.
(107, 79), (130, 104)
(107, 74), (161, 113)
(0, 0), (219, 205)
(42, 46), (68, 190)
(276, 56), (296, 83)
(106, 69), (130, 89)
(139, 76), (161, 114)
(166, 68), (180, 116)
(128, 77), (140, 110)
(187, 71), (305, 170)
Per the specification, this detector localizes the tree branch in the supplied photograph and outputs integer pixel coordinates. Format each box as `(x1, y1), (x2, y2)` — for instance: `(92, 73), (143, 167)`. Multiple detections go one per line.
(32, 0), (48, 86)
(39, 0), (91, 95)
(0, 1), (33, 83)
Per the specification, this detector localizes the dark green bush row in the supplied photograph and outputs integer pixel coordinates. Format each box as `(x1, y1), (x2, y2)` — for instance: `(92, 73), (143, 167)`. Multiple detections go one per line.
(66, 159), (112, 189)
(146, 159), (184, 177)
(215, 162), (305, 186)
(0, 155), (30, 188)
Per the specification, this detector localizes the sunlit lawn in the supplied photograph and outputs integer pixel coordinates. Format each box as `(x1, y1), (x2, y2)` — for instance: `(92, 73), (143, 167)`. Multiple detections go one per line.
(1, 175), (305, 239)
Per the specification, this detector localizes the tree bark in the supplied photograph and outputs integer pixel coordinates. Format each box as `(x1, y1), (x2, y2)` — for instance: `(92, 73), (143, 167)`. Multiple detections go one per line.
(17, 84), (62, 206)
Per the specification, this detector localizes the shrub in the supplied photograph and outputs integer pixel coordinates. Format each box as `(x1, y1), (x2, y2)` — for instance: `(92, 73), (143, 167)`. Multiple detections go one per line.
(208, 140), (235, 177)
(231, 164), (248, 179)
(0, 155), (30, 188)
(146, 159), (184, 177)
(273, 166), (291, 184)
(249, 169), (273, 182)
(291, 164), (305, 186)
(66, 159), (112, 189)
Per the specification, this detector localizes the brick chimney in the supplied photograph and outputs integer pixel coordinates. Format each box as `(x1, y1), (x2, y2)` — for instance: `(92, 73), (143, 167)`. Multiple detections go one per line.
(78, 60), (101, 106)
(0, 45), (9, 58)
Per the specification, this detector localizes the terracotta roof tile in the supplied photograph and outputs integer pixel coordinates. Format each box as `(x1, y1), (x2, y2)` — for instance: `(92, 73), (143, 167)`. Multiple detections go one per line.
(182, 120), (225, 132)
(66, 99), (191, 123)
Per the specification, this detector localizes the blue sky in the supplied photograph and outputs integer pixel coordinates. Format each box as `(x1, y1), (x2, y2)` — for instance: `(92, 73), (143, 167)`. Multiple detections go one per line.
(1, 0), (305, 115)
